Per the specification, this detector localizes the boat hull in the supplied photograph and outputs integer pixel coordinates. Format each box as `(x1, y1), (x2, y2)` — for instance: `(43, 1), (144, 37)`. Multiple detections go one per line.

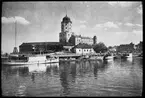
(2, 59), (59, 65)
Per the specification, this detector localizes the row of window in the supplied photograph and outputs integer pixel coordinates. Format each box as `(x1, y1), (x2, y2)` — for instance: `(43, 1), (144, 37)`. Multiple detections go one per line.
(78, 49), (92, 52)
(76, 39), (93, 42)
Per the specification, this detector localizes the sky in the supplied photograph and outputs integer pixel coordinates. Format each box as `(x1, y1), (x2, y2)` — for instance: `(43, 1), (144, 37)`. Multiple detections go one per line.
(2, 1), (143, 53)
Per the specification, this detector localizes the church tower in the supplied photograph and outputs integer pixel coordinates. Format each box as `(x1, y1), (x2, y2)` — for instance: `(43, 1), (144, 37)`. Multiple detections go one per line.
(59, 15), (72, 45)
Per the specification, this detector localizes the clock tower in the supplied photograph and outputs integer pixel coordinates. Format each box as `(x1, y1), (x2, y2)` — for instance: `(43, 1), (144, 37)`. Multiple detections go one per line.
(59, 15), (72, 45)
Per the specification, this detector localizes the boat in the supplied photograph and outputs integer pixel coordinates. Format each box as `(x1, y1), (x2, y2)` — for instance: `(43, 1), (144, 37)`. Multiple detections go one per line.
(2, 20), (59, 65)
(2, 54), (59, 65)
(121, 53), (132, 59)
(103, 53), (114, 60)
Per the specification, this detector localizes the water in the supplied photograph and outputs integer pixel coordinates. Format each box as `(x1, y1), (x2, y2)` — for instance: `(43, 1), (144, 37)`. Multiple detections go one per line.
(2, 57), (143, 96)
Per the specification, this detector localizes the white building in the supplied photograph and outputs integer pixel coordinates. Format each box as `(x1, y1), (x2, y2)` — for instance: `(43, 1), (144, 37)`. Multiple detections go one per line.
(72, 43), (95, 55)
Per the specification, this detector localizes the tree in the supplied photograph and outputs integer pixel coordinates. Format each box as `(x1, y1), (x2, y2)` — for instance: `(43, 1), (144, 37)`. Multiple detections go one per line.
(93, 42), (108, 53)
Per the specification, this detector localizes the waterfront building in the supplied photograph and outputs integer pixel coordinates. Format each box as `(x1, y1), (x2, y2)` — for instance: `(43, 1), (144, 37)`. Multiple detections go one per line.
(71, 43), (95, 55)
(19, 42), (63, 54)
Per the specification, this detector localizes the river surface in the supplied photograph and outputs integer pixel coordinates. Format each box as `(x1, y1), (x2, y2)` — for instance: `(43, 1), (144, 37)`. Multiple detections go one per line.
(2, 57), (143, 96)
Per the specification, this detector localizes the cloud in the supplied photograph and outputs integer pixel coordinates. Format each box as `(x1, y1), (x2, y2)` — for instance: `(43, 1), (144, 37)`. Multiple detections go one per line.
(137, 4), (142, 15)
(124, 23), (142, 27)
(2, 16), (30, 25)
(94, 22), (119, 29)
(124, 23), (134, 26)
(15, 16), (30, 25)
(107, 1), (133, 7)
(135, 24), (142, 27)
(2, 17), (15, 23)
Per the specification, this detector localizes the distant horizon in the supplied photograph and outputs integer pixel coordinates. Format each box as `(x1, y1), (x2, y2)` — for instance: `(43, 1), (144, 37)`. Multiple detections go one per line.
(2, 1), (142, 53)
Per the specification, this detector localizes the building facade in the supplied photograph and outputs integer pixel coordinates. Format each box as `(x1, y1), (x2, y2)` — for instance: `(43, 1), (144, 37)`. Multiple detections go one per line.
(59, 15), (97, 46)
(19, 42), (63, 54)
(71, 43), (95, 55)
(59, 15), (73, 45)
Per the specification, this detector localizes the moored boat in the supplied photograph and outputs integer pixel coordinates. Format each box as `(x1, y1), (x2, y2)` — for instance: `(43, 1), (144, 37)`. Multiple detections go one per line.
(103, 53), (114, 60)
(2, 54), (59, 65)
(121, 53), (132, 59)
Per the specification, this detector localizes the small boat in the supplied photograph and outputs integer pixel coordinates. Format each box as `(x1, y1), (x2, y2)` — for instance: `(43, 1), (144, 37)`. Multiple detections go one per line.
(121, 53), (132, 59)
(2, 54), (59, 65)
(103, 53), (114, 60)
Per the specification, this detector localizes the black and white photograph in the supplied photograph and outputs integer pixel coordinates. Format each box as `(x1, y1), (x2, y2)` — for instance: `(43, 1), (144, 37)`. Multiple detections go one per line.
(1, 1), (143, 97)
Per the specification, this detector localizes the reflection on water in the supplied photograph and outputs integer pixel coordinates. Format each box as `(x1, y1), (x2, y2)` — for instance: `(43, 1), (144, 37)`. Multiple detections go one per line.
(2, 57), (142, 96)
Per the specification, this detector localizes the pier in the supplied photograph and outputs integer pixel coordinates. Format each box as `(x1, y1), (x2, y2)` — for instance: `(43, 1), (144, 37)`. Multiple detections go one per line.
(51, 53), (106, 60)
(52, 53), (82, 59)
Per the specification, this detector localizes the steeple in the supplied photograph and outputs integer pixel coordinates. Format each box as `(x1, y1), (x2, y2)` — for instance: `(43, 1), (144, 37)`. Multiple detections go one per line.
(65, 6), (67, 17)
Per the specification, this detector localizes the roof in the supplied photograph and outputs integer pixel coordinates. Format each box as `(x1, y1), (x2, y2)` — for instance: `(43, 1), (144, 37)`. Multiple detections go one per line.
(74, 35), (92, 39)
(62, 15), (72, 23)
(19, 42), (62, 47)
(73, 43), (93, 49)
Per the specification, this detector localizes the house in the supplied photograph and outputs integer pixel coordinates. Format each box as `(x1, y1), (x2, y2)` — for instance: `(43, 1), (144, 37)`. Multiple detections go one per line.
(71, 43), (95, 55)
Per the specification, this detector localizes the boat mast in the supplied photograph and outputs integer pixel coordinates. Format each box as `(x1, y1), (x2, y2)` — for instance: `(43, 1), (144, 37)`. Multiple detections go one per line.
(15, 20), (17, 47)
(12, 19), (18, 54)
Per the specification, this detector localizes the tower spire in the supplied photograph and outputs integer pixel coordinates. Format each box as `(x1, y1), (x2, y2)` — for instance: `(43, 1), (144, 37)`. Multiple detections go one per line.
(65, 6), (67, 16)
